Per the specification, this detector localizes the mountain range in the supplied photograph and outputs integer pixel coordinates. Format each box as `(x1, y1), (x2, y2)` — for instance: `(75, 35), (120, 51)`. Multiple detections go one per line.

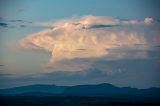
(0, 83), (160, 98)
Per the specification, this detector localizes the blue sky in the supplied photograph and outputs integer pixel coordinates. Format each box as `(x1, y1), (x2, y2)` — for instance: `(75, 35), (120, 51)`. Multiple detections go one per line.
(0, 0), (160, 88)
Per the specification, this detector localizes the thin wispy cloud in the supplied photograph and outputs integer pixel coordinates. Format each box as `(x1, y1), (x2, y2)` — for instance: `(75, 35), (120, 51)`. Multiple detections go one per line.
(0, 73), (13, 77)
(8, 19), (32, 23)
(0, 22), (8, 28)
(0, 18), (32, 28)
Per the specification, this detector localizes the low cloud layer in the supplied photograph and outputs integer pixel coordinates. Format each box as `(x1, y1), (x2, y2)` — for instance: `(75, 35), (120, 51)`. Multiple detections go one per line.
(19, 15), (160, 72)
(1, 58), (160, 88)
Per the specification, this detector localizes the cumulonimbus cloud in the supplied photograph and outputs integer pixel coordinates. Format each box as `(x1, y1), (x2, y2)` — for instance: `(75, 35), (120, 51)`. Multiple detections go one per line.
(19, 15), (159, 71)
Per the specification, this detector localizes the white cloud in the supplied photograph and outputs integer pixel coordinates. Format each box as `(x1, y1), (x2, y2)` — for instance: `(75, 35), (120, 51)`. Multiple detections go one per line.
(144, 18), (154, 25)
(19, 15), (159, 71)
(33, 15), (120, 27)
(33, 15), (155, 27)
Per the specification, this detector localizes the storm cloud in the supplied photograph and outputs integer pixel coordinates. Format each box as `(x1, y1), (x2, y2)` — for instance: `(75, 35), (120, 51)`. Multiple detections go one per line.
(19, 15), (160, 72)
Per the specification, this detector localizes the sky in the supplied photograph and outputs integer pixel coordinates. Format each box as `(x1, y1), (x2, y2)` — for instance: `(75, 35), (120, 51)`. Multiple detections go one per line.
(0, 0), (160, 88)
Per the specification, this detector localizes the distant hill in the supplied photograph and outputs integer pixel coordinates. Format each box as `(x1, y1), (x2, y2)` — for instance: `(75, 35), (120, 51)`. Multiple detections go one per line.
(63, 83), (138, 96)
(0, 83), (160, 98)
(0, 84), (67, 95)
